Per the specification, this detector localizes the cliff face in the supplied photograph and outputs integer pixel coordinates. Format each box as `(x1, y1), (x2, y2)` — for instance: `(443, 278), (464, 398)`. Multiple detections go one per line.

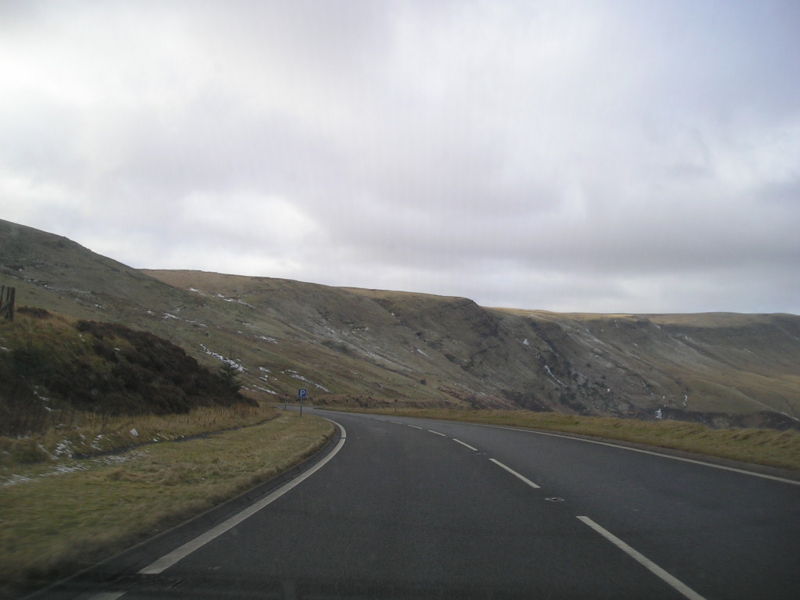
(3, 218), (799, 427)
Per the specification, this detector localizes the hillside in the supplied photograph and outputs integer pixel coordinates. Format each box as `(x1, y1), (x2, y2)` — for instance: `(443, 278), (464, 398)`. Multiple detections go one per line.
(0, 307), (248, 436)
(2, 218), (799, 427)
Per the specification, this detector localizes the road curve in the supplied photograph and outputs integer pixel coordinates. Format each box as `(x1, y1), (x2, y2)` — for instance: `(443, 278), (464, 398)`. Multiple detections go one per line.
(36, 408), (800, 599)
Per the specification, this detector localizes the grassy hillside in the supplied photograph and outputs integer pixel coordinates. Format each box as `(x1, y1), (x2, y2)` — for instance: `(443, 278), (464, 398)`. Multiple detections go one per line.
(2, 218), (799, 427)
(0, 307), (250, 437)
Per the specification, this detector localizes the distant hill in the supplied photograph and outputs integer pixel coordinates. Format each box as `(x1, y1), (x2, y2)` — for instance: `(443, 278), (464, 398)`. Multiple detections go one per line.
(2, 218), (798, 428)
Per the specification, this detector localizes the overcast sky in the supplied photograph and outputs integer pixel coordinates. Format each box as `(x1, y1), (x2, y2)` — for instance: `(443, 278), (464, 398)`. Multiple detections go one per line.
(2, 1), (798, 314)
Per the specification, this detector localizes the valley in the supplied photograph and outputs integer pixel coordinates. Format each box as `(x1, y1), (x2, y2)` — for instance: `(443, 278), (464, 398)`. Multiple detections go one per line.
(2, 218), (799, 428)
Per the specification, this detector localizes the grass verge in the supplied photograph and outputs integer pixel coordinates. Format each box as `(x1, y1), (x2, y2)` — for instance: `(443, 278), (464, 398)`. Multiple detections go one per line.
(0, 411), (333, 599)
(323, 407), (800, 472)
(0, 403), (279, 471)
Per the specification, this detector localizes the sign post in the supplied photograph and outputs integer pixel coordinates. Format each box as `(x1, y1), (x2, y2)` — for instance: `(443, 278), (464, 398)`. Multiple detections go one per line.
(298, 388), (308, 416)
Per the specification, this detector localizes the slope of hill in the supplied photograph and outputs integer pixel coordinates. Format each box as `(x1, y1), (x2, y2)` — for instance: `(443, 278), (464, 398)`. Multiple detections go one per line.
(0, 307), (248, 436)
(2, 218), (799, 427)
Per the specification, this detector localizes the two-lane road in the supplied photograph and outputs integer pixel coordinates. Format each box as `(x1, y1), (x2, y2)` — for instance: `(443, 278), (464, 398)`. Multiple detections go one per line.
(43, 409), (800, 599)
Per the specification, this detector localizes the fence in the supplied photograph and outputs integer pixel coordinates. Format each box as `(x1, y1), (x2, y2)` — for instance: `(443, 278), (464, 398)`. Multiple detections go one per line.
(0, 285), (16, 321)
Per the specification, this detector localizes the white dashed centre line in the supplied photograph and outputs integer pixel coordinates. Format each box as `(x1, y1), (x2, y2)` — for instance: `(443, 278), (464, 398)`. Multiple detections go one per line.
(577, 516), (707, 600)
(409, 425), (423, 430)
(453, 438), (478, 451)
(489, 458), (541, 489)
(427, 429), (447, 437)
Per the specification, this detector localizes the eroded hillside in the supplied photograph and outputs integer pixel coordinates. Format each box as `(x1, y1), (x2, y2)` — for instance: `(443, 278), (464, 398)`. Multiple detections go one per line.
(2, 219), (799, 427)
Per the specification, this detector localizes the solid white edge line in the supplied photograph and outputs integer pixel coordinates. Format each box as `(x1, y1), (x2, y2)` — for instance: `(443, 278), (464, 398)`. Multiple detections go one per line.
(453, 438), (478, 452)
(427, 429), (447, 436)
(577, 516), (706, 600)
(488, 425), (799, 487)
(489, 458), (541, 489)
(139, 420), (347, 575)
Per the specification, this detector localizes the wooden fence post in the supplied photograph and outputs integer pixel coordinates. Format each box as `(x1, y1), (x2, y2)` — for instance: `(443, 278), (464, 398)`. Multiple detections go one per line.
(0, 285), (15, 321)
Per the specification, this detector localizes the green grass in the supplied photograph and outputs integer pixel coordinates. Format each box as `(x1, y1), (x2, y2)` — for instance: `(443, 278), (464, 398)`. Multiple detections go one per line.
(323, 407), (800, 471)
(0, 411), (334, 599)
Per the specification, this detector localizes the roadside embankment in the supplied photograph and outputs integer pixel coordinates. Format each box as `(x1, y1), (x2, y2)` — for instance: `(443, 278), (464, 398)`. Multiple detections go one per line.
(0, 411), (334, 599)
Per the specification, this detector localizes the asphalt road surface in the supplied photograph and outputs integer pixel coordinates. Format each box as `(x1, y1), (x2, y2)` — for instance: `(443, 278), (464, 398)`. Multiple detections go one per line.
(34, 409), (800, 599)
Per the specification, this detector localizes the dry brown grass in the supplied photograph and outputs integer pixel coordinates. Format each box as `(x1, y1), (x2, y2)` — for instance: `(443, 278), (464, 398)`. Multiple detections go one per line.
(0, 412), (333, 598)
(0, 403), (278, 471)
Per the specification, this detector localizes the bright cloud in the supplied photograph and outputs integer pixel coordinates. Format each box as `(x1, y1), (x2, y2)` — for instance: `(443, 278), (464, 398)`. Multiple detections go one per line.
(1, 0), (798, 313)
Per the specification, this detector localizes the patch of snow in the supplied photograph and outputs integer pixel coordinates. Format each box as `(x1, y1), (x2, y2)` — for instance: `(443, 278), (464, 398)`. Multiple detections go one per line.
(199, 344), (245, 371)
(522, 338), (530, 346)
(146, 310), (155, 315)
(214, 292), (255, 308)
(415, 348), (429, 357)
(543, 365), (564, 386)
(51, 464), (87, 474)
(163, 312), (180, 320)
(129, 428), (139, 437)
(188, 287), (201, 293)
(259, 366), (271, 374)
(101, 453), (137, 465)
(283, 369), (329, 392)
(0, 346), (9, 352)
(53, 440), (73, 458)
(253, 385), (278, 395)
(2, 474), (33, 487)
(258, 335), (278, 344)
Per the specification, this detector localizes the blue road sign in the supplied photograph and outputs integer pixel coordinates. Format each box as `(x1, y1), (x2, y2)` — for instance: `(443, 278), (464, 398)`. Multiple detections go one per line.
(298, 388), (308, 400)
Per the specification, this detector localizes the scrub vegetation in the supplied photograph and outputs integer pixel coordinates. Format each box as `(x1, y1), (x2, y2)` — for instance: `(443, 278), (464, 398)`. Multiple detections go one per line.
(0, 308), (252, 438)
(0, 412), (334, 599)
(323, 407), (800, 471)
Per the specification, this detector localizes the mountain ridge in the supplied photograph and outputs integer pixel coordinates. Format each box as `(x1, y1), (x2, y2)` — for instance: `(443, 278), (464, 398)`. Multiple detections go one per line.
(2, 218), (799, 428)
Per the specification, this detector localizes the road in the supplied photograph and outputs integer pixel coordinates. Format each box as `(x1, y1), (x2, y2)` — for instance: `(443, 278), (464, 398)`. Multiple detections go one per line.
(36, 409), (800, 599)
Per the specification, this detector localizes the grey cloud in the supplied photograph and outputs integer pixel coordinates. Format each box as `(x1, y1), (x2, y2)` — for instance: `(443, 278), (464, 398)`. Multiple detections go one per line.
(1, 0), (798, 314)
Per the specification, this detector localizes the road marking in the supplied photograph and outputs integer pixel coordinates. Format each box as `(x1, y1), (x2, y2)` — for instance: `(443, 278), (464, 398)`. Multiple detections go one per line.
(139, 420), (347, 575)
(488, 425), (800, 487)
(489, 458), (541, 489)
(409, 425), (423, 430)
(453, 438), (478, 451)
(577, 516), (706, 600)
(427, 429), (447, 436)
(88, 593), (126, 600)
